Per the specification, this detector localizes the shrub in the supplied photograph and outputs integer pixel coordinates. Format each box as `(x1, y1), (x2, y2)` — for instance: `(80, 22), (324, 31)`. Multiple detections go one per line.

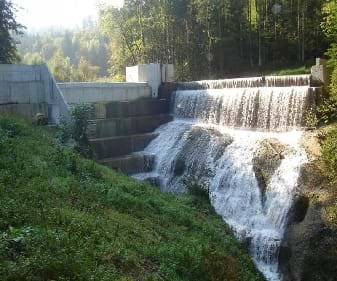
(58, 104), (94, 158)
(321, 126), (337, 181)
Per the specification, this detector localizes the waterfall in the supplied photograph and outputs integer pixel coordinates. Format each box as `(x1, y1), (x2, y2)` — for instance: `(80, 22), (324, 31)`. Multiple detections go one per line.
(173, 86), (315, 131)
(133, 78), (316, 281)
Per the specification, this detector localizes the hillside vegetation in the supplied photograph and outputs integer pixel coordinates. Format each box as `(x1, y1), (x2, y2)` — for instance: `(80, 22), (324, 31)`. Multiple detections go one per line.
(0, 116), (264, 281)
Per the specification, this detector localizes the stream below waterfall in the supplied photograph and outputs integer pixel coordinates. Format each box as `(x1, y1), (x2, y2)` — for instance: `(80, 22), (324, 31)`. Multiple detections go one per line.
(133, 76), (316, 281)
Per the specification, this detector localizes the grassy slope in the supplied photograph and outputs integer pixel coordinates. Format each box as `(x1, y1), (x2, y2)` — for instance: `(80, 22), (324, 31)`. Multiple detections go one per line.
(0, 116), (264, 281)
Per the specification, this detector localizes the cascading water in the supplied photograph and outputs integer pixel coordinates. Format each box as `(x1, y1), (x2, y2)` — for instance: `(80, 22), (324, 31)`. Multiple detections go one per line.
(133, 75), (316, 281)
(173, 86), (315, 131)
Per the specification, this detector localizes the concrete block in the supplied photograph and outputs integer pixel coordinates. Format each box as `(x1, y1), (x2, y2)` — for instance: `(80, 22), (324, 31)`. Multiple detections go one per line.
(90, 132), (158, 159)
(0, 103), (48, 121)
(19, 72), (37, 82)
(59, 83), (152, 104)
(63, 88), (84, 104)
(126, 66), (139, 82)
(10, 82), (31, 103)
(161, 64), (175, 82)
(158, 82), (179, 101)
(311, 58), (331, 87)
(126, 88), (138, 101)
(105, 102), (128, 118)
(90, 114), (172, 138)
(104, 99), (170, 119)
(83, 88), (102, 103)
(93, 103), (107, 119)
(126, 64), (162, 98)
(100, 153), (155, 174)
(27, 82), (45, 103)
(0, 82), (10, 104)
(101, 88), (114, 101)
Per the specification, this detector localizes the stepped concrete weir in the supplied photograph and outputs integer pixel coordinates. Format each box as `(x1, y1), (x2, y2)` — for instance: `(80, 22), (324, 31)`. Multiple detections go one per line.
(88, 98), (172, 172)
(0, 63), (174, 175)
(133, 72), (324, 281)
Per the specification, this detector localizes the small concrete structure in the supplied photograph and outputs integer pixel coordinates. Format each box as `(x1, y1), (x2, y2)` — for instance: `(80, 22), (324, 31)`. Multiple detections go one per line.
(311, 58), (331, 87)
(126, 63), (174, 98)
(58, 82), (151, 104)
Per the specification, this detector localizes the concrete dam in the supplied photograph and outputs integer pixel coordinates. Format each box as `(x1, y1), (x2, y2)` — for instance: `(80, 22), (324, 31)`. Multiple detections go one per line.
(132, 74), (320, 281)
(0, 62), (325, 281)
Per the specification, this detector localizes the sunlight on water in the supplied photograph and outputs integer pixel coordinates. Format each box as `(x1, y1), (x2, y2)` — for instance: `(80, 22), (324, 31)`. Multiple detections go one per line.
(134, 76), (313, 280)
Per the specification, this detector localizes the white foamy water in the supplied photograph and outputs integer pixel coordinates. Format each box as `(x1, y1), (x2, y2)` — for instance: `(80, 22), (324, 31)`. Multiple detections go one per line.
(173, 87), (315, 131)
(133, 78), (314, 280)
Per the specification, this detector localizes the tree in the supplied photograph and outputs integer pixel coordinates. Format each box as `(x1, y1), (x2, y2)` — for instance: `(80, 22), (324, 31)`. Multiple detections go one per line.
(0, 0), (24, 63)
(18, 27), (110, 79)
(322, 0), (337, 98)
(99, 0), (327, 81)
(48, 51), (72, 82)
(71, 57), (100, 82)
(23, 52), (44, 65)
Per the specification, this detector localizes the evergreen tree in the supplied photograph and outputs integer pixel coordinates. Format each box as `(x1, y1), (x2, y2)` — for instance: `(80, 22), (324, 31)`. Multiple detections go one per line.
(0, 0), (24, 63)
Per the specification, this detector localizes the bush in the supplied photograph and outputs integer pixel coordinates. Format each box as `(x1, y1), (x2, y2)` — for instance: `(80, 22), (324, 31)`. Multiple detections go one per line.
(58, 104), (94, 158)
(321, 126), (337, 181)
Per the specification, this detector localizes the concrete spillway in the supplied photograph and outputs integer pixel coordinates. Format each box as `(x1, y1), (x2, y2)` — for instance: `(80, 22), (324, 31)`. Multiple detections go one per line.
(133, 75), (319, 281)
(176, 74), (312, 90)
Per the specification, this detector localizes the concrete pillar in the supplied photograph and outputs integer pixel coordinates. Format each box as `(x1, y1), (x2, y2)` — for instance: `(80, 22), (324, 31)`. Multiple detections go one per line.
(126, 63), (175, 98)
(311, 58), (331, 86)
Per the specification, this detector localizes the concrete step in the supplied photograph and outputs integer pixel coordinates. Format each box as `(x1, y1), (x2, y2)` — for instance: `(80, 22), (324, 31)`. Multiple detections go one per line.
(90, 132), (158, 159)
(132, 172), (161, 186)
(99, 153), (155, 175)
(93, 98), (170, 119)
(88, 114), (173, 139)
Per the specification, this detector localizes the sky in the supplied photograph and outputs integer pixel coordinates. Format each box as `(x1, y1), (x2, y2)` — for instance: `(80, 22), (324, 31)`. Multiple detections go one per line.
(13, 0), (124, 31)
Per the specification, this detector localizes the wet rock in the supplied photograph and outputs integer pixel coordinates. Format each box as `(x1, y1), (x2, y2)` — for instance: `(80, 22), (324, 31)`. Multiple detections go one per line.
(174, 157), (185, 177)
(300, 131), (322, 159)
(173, 126), (233, 190)
(292, 195), (310, 223)
(145, 176), (161, 187)
(280, 132), (336, 281)
(252, 138), (289, 201)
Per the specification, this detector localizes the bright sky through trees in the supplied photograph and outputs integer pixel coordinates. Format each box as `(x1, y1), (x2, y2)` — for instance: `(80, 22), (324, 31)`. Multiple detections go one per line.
(13, 0), (124, 31)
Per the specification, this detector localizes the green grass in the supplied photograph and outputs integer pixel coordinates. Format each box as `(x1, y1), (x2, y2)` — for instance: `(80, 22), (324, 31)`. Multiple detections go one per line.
(0, 115), (264, 281)
(269, 66), (311, 76)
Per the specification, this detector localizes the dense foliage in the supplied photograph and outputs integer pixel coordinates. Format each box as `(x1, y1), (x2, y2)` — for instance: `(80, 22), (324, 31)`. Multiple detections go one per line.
(0, 116), (264, 281)
(17, 25), (109, 82)
(17, 0), (330, 81)
(58, 104), (94, 158)
(316, 0), (337, 124)
(100, 0), (328, 80)
(0, 0), (24, 63)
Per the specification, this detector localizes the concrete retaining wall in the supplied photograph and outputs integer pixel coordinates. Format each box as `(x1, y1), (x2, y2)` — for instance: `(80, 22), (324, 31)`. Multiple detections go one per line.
(0, 64), (70, 123)
(0, 65), (45, 105)
(0, 63), (173, 124)
(58, 82), (151, 104)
